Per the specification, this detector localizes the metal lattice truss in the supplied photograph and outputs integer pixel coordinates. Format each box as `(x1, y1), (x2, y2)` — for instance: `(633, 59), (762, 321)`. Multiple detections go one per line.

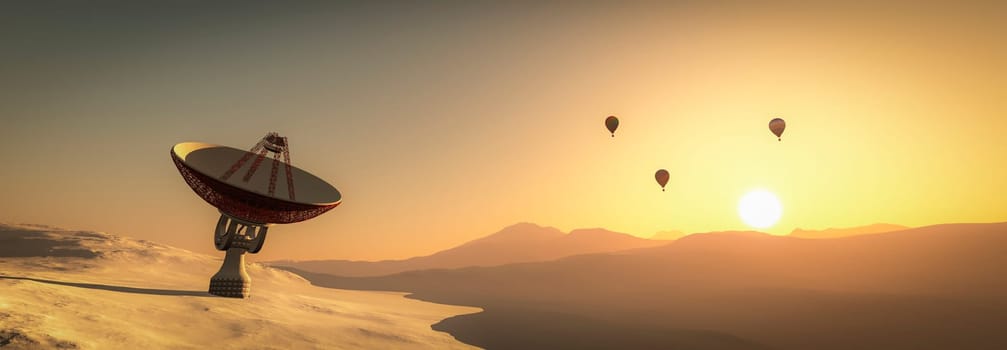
(219, 132), (296, 201)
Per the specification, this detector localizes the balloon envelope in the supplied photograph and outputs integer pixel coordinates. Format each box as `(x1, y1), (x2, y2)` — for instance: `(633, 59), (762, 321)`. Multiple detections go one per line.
(769, 118), (786, 141)
(605, 116), (619, 137)
(655, 169), (670, 191)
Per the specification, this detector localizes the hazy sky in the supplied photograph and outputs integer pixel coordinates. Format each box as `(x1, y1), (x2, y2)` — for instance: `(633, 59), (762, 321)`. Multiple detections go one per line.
(2, 1), (1004, 261)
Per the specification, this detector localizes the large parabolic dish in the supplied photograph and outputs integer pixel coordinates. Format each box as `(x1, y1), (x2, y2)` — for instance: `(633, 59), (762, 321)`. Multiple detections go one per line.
(171, 142), (341, 224)
(171, 133), (341, 298)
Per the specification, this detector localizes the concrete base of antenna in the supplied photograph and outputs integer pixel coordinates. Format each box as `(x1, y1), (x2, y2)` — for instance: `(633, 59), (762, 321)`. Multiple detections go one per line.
(209, 213), (269, 298)
(210, 248), (251, 298)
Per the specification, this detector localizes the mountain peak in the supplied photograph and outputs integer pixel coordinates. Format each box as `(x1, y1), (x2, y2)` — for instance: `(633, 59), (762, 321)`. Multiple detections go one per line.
(568, 228), (628, 237)
(466, 223), (565, 246)
(503, 222), (550, 230)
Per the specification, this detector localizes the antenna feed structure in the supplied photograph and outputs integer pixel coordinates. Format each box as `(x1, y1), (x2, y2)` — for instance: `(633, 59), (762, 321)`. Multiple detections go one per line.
(262, 132), (288, 153)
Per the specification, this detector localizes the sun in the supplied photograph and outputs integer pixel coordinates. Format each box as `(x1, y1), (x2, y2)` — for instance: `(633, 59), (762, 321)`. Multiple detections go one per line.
(738, 189), (782, 229)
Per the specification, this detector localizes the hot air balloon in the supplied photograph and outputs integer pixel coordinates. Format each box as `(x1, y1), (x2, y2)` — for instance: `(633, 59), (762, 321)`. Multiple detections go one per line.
(655, 169), (670, 192)
(769, 118), (786, 141)
(605, 116), (619, 137)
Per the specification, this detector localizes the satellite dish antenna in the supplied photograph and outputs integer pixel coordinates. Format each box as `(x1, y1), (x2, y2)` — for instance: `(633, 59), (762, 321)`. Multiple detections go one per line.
(171, 132), (341, 298)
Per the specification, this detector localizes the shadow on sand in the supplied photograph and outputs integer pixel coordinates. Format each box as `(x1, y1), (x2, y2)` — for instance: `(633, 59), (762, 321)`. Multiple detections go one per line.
(0, 275), (211, 297)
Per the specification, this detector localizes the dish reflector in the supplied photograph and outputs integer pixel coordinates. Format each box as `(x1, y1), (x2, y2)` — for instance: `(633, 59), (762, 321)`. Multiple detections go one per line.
(171, 142), (341, 224)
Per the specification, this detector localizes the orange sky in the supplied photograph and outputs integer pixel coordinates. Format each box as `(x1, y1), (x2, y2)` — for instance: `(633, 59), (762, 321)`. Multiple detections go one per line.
(1, 1), (1004, 261)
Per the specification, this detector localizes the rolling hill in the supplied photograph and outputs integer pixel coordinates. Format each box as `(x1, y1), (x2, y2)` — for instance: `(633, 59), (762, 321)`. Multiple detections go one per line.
(649, 230), (688, 240)
(788, 223), (909, 239)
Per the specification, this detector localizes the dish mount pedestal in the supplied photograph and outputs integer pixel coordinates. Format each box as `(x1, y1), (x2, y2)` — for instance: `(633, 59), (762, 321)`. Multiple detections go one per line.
(208, 212), (269, 298)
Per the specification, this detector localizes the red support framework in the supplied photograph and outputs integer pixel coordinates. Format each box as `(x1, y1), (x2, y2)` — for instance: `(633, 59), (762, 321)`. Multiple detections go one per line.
(242, 148), (269, 182)
(219, 140), (265, 181)
(282, 141), (295, 201)
(220, 132), (298, 201)
(267, 151), (281, 196)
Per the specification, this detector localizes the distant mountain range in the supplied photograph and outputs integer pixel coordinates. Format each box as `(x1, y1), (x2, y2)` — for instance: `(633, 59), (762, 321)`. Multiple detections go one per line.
(269, 223), (669, 277)
(789, 223), (908, 238)
(273, 223), (915, 278)
(655, 224), (911, 241)
(282, 222), (1007, 350)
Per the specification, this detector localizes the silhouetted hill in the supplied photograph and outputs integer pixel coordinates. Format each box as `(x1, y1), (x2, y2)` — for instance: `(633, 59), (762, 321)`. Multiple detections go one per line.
(269, 223), (667, 277)
(649, 230), (687, 240)
(789, 223), (908, 238)
(284, 222), (1007, 350)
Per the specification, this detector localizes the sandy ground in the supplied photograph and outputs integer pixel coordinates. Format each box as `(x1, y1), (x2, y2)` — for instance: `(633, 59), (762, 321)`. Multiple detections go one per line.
(0, 223), (480, 350)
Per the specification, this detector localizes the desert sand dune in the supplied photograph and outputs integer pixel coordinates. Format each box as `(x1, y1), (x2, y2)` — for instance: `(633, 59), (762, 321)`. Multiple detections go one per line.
(292, 222), (1007, 350)
(0, 224), (479, 350)
(270, 223), (668, 277)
